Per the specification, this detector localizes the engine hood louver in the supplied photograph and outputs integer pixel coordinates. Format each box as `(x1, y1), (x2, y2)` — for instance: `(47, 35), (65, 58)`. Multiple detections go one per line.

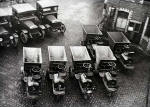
(23, 20), (38, 29)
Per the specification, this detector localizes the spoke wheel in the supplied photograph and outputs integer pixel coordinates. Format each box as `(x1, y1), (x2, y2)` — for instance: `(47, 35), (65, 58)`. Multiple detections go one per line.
(20, 32), (28, 44)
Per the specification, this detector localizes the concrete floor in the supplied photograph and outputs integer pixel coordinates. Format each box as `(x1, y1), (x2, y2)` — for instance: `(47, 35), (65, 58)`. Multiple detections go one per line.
(0, 0), (150, 107)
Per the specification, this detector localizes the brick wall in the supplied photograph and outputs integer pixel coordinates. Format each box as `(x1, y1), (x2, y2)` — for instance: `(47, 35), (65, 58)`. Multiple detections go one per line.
(107, 0), (150, 22)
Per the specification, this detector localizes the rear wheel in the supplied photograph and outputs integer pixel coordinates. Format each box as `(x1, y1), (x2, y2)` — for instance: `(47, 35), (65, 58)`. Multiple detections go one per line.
(20, 32), (28, 44)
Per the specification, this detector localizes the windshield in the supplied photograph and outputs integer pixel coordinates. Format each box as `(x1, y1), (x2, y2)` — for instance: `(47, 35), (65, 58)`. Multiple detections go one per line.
(43, 6), (58, 12)
(19, 12), (36, 19)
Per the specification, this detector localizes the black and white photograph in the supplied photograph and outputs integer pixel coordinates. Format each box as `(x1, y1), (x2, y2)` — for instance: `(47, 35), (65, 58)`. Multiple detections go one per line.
(0, 0), (150, 107)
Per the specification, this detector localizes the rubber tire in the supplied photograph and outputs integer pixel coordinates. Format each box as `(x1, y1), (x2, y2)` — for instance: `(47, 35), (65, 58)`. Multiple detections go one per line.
(40, 29), (45, 40)
(60, 23), (66, 33)
(20, 32), (28, 44)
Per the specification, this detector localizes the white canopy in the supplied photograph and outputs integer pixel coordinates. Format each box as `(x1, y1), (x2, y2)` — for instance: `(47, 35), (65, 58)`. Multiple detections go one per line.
(48, 46), (67, 62)
(70, 46), (91, 61)
(107, 32), (130, 43)
(23, 47), (42, 63)
(12, 3), (36, 13)
(0, 7), (12, 16)
(82, 25), (103, 35)
(37, 0), (58, 8)
(92, 45), (116, 70)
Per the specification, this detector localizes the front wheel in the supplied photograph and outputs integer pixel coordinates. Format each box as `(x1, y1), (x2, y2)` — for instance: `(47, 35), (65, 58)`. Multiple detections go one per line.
(69, 67), (74, 78)
(39, 29), (45, 40)
(54, 95), (62, 102)
(20, 32), (28, 44)
(84, 94), (90, 100)
(60, 23), (66, 33)
(13, 37), (19, 47)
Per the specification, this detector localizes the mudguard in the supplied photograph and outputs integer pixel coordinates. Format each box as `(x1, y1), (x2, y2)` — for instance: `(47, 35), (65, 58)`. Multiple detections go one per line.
(13, 33), (19, 38)
(45, 24), (51, 29)
(21, 29), (28, 34)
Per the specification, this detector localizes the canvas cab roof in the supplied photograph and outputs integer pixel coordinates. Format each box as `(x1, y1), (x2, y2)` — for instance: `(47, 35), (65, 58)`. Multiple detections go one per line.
(23, 47), (42, 64)
(70, 46), (91, 61)
(37, 0), (58, 8)
(48, 46), (67, 62)
(12, 3), (36, 14)
(82, 25), (103, 35)
(107, 32), (130, 43)
(0, 7), (12, 16)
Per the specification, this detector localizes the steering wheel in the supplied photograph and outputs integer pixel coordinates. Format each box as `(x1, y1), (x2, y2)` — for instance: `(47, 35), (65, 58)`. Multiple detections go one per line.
(57, 64), (66, 70)
(108, 62), (116, 68)
(32, 67), (41, 73)
(124, 44), (130, 49)
(83, 63), (91, 69)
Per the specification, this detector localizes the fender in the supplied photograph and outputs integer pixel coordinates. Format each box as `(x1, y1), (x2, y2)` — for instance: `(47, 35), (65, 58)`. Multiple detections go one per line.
(45, 24), (51, 29)
(21, 29), (28, 34)
(39, 25), (46, 30)
(13, 33), (19, 38)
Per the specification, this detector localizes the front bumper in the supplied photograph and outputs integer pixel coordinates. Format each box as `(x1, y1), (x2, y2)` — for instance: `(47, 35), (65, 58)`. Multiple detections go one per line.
(0, 40), (13, 47)
(53, 90), (65, 95)
(29, 31), (42, 39)
(0, 35), (18, 47)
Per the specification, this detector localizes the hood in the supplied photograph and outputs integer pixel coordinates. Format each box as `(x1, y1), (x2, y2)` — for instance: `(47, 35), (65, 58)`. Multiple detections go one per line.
(0, 26), (8, 35)
(46, 15), (61, 23)
(23, 20), (38, 29)
(51, 19), (61, 24)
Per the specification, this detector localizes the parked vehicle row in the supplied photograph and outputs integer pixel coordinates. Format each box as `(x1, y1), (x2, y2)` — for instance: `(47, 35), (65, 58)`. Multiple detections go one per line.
(81, 25), (134, 72)
(20, 23), (135, 99)
(107, 32), (134, 71)
(0, 8), (18, 47)
(0, 0), (135, 101)
(21, 45), (116, 99)
(81, 25), (135, 96)
(0, 0), (66, 46)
